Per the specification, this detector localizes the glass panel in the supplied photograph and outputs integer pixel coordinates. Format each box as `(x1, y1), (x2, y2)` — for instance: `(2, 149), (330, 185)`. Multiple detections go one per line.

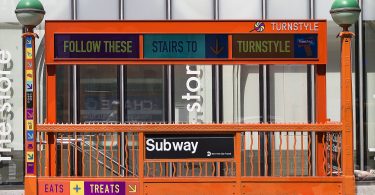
(0, 0), (21, 23)
(222, 66), (260, 123)
(326, 22), (342, 122)
(78, 0), (118, 20)
(0, 26), (24, 184)
(174, 65), (213, 123)
(267, 0), (309, 19)
(126, 66), (165, 122)
(267, 0), (309, 123)
(269, 66), (308, 123)
(124, 0), (166, 20)
(219, 0), (262, 20)
(124, 0), (166, 122)
(365, 20), (375, 170)
(172, 0), (213, 123)
(315, 0), (335, 20)
(40, 0), (72, 20)
(220, 1), (261, 123)
(364, 0), (375, 20)
(38, 0), (72, 28)
(79, 66), (119, 123)
(0, 0), (71, 24)
(172, 0), (213, 20)
(56, 66), (72, 123)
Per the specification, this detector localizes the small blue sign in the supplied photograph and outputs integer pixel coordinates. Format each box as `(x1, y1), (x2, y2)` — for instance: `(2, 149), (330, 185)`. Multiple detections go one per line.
(205, 35), (228, 58)
(26, 36), (32, 48)
(26, 81), (33, 92)
(294, 34), (318, 58)
(26, 130), (34, 141)
(144, 34), (228, 59)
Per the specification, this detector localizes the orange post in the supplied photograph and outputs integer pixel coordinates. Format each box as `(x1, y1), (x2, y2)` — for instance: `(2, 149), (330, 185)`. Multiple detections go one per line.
(339, 30), (355, 195)
(315, 64), (327, 176)
(235, 132), (242, 194)
(139, 132), (145, 194)
(23, 30), (38, 195)
(46, 65), (57, 176)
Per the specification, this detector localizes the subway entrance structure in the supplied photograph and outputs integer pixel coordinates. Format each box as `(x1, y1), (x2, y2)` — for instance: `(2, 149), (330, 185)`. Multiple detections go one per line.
(25, 20), (357, 195)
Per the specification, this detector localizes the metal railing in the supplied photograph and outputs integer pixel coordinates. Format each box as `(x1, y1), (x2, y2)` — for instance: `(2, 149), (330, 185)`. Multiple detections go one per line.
(36, 123), (342, 179)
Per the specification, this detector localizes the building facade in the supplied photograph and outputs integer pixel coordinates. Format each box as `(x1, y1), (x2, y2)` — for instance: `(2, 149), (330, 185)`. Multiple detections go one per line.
(0, 0), (374, 189)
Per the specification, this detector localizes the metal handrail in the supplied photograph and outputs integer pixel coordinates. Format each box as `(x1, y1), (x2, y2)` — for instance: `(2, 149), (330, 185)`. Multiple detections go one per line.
(55, 137), (137, 176)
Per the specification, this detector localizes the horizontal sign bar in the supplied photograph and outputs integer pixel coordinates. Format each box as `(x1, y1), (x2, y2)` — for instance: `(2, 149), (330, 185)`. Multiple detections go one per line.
(145, 134), (234, 159)
(232, 34), (318, 59)
(54, 34), (139, 59)
(144, 34), (227, 59)
(38, 180), (139, 195)
(46, 20), (327, 64)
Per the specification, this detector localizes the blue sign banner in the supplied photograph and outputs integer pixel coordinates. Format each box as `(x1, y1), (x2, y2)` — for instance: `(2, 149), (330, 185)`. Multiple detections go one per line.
(54, 34), (139, 59)
(144, 34), (228, 59)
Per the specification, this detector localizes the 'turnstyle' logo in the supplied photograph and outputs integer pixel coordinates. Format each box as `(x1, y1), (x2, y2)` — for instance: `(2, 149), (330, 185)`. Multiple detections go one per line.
(249, 22), (265, 32)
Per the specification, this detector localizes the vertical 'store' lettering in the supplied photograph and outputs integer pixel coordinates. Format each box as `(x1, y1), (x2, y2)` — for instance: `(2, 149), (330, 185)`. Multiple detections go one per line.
(182, 65), (201, 112)
(0, 50), (13, 161)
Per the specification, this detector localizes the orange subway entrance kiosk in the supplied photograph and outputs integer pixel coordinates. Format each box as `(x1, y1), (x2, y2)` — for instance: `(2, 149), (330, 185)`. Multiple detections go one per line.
(26, 20), (355, 194)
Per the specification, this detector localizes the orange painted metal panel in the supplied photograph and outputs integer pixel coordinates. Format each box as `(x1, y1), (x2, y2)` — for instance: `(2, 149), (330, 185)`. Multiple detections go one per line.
(45, 20), (327, 65)
(25, 176), (37, 195)
(239, 176), (343, 183)
(241, 182), (342, 195)
(36, 123), (342, 133)
(144, 182), (236, 195)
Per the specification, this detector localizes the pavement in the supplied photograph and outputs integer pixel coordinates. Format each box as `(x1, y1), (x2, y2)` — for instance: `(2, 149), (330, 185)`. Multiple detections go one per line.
(0, 190), (23, 195)
(357, 181), (375, 195)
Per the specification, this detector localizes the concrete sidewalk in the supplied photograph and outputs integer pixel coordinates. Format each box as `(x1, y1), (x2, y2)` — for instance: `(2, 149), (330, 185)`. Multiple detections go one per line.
(357, 181), (375, 195)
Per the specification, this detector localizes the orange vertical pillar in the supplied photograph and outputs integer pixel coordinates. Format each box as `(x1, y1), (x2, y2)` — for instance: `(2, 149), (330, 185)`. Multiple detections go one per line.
(139, 132), (145, 194)
(24, 31), (38, 195)
(340, 31), (355, 195)
(46, 65), (57, 176)
(315, 64), (327, 176)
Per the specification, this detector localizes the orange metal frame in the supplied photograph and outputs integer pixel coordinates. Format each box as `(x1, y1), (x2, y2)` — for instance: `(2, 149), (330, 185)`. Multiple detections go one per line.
(26, 20), (356, 195)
